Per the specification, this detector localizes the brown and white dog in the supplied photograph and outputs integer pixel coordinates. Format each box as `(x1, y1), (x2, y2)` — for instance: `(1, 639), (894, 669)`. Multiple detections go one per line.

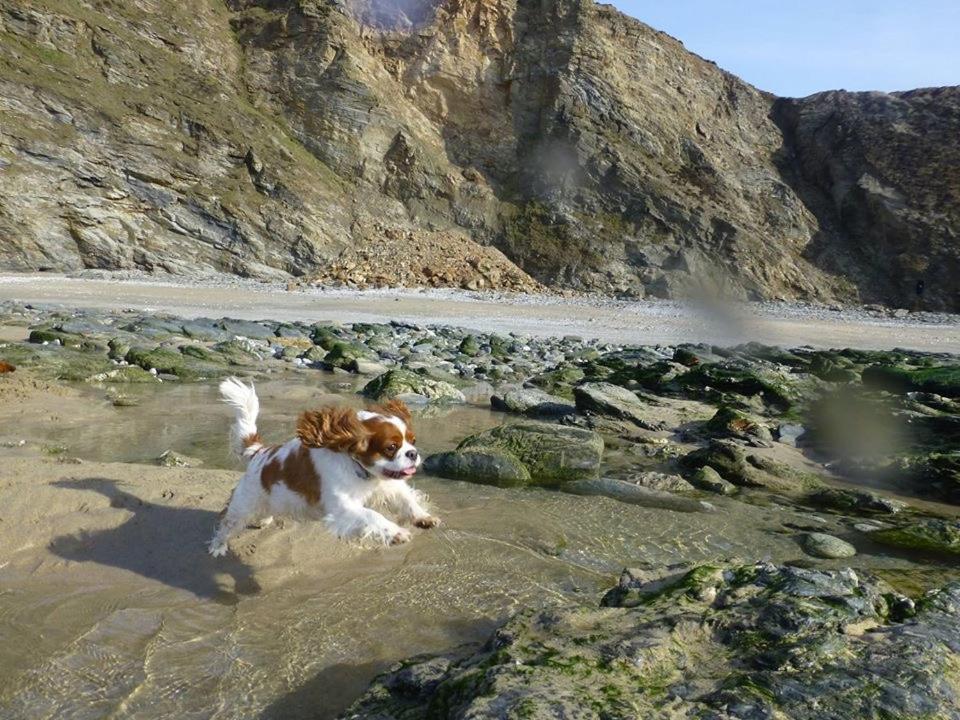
(209, 378), (439, 557)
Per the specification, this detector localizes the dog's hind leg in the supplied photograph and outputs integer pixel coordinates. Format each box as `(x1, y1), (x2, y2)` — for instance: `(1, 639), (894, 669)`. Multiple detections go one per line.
(209, 477), (260, 557)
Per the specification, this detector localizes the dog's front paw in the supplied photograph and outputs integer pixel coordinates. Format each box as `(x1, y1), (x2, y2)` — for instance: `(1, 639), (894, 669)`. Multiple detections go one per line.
(390, 528), (412, 545)
(208, 541), (228, 558)
(414, 515), (441, 529)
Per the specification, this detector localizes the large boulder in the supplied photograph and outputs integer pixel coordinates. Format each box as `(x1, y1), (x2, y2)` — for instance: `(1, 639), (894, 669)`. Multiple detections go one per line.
(425, 421), (603, 487)
(573, 382), (661, 429)
(361, 369), (466, 403)
(341, 562), (960, 719)
(423, 449), (531, 487)
(490, 388), (575, 417)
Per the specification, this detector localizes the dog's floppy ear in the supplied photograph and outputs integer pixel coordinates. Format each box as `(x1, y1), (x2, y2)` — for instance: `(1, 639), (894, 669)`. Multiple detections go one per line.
(297, 407), (370, 453)
(370, 398), (412, 425)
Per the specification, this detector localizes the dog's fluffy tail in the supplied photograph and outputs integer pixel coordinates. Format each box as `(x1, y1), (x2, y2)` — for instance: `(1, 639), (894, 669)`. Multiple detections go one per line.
(220, 377), (262, 460)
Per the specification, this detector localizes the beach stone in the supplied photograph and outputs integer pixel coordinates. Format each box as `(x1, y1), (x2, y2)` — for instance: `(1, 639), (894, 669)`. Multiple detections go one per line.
(87, 366), (159, 384)
(573, 382), (662, 429)
(679, 439), (758, 486)
(107, 337), (131, 361)
(490, 388), (575, 417)
(179, 320), (231, 341)
(806, 487), (904, 515)
(564, 477), (711, 512)
(348, 359), (389, 375)
(458, 335), (480, 356)
(362, 369), (466, 403)
(688, 465), (737, 495)
(218, 319), (277, 340)
(802, 532), (857, 559)
(431, 421), (603, 486)
(705, 405), (772, 441)
(423, 448), (531, 487)
(322, 341), (377, 370)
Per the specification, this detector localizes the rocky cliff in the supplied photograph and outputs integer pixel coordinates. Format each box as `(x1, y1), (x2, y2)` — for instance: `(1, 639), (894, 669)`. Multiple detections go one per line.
(1, 0), (957, 308)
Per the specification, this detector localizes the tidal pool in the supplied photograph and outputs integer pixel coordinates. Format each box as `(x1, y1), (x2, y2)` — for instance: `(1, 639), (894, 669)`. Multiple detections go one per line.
(0, 377), (955, 719)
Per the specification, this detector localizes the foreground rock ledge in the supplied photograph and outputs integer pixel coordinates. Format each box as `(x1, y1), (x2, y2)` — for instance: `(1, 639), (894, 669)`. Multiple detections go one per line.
(339, 562), (960, 719)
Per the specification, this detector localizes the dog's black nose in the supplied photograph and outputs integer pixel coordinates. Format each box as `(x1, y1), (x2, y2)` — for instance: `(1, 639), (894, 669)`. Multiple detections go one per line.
(405, 449), (418, 461)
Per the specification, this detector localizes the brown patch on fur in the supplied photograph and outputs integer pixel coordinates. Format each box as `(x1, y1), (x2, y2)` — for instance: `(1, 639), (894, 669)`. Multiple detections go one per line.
(356, 417), (405, 465)
(370, 398), (411, 425)
(260, 444), (322, 504)
(297, 407), (371, 453)
(368, 399), (416, 445)
(242, 432), (262, 450)
(0, 361), (15, 374)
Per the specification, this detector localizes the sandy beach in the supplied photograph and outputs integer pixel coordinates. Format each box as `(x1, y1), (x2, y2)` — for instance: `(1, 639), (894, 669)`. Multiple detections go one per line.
(2, 273), (959, 352)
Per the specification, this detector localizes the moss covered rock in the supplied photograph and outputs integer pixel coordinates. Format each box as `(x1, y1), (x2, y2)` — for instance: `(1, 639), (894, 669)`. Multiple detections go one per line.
(341, 562), (960, 719)
(427, 421), (603, 487)
(873, 519), (960, 556)
(361, 368), (466, 403)
(423, 448), (531, 487)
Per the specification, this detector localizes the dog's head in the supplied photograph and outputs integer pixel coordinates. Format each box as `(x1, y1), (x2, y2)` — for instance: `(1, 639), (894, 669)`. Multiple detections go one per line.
(296, 398), (420, 480)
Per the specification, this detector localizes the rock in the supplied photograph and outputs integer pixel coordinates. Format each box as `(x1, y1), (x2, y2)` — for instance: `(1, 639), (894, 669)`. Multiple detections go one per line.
(428, 421), (603, 486)
(342, 562), (960, 719)
(490, 388), (574, 417)
(688, 465), (737, 495)
(802, 532), (857, 559)
(679, 439), (757, 486)
(218, 319), (277, 340)
(573, 382), (663, 430)
(704, 405), (772, 441)
(806, 487), (905, 515)
(625, 471), (695, 494)
(87, 366), (160, 384)
(347, 359), (389, 375)
(863, 364), (960, 398)
(361, 369), (466, 403)
(873, 519), (960, 556)
(156, 451), (202, 468)
(322, 341), (376, 371)
(564, 478), (711, 512)
(526, 366), (585, 399)
(458, 335), (480, 356)
(423, 449), (531, 487)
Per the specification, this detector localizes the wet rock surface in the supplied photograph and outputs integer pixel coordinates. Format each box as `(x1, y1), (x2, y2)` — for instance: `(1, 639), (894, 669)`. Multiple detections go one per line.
(341, 562), (960, 719)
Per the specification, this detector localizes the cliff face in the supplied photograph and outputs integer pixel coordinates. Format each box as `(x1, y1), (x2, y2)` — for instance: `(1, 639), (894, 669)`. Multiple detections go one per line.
(1, 0), (957, 308)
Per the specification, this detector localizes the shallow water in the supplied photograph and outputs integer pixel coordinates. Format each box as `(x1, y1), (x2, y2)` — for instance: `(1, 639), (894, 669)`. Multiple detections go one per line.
(0, 378), (956, 719)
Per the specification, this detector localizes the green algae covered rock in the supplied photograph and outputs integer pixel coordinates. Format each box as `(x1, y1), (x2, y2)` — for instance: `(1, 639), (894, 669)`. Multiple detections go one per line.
(873, 519), (960, 556)
(426, 421), (603, 487)
(340, 562), (960, 720)
(361, 368), (466, 403)
(423, 448), (531, 487)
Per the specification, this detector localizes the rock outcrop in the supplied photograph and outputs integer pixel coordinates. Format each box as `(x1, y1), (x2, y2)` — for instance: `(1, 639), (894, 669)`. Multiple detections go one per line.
(2, 0), (958, 307)
(340, 562), (960, 719)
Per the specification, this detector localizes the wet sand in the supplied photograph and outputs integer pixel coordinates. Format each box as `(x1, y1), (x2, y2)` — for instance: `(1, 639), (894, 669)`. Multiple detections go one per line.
(2, 273), (959, 352)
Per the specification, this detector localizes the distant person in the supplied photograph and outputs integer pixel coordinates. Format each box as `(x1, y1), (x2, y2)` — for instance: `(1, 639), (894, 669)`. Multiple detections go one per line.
(914, 279), (925, 312)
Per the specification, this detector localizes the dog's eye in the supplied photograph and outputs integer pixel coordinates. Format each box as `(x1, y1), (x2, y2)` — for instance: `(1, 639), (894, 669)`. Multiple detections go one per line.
(386, 443), (398, 454)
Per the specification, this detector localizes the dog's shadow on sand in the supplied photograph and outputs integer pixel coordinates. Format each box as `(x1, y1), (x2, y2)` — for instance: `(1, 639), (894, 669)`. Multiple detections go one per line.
(49, 477), (260, 603)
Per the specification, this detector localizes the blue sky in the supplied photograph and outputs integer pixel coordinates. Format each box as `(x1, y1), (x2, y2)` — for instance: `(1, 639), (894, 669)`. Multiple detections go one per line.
(611, 1), (960, 97)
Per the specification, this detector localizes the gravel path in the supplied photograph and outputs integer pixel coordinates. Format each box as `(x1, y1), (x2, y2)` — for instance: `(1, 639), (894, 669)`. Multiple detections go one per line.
(2, 273), (958, 352)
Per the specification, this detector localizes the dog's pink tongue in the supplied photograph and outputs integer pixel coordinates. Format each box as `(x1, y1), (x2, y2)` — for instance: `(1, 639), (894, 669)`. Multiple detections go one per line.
(402, 467), (417, 476)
